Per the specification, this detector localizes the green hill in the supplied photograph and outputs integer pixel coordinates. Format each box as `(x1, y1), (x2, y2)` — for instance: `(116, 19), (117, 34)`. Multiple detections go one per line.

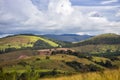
(0, 34), (59, 52)
(74, 33), (120, 46)
(0, 33), (120, 80)
(73, 33), (120, 57)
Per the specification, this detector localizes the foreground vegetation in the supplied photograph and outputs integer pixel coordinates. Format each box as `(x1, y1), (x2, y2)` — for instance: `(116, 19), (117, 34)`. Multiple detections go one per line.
(0, 51), (120, 80)
(0, 67), (120, 80)
(43, 69), (120, 80)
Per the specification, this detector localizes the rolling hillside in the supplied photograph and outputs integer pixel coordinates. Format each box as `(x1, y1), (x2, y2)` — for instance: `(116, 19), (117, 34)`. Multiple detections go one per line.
(74, 33), (120, 46)
(0, 34), (59, 52)
(73, 33), (120, 55)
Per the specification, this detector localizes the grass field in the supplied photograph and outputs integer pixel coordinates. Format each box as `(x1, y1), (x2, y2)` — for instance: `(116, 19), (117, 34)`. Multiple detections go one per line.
(0, 53), (94, 72)
(72, 44), (120, 54)
(0, 50), (120, 80)
(43, 69), (120, 80)
(0, 35), (59, 50)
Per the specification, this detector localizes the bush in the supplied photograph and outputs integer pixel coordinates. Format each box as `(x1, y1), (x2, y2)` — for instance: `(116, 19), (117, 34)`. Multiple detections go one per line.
(66, 61), (102, 72)
(46, 56), (50, 59)
(36, 58), (41, 61)
(51, 68), (57, 76)
(95, 60), (117, 68)
(17, 61), (28, 67)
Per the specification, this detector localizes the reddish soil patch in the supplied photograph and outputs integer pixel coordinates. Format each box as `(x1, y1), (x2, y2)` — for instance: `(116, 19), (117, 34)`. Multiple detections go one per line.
(37, 48), (75, 55)
(18, 55), (29, 59)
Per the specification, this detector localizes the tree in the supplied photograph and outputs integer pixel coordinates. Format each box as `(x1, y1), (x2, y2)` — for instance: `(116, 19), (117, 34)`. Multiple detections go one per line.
(33, 40), (53, 49)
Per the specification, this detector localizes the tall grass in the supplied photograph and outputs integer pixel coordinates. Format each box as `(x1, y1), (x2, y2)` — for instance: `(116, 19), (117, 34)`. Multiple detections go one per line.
(0, 67), (39, 80)
(43, 69), (120, 80)
(0, 68), (120, 80)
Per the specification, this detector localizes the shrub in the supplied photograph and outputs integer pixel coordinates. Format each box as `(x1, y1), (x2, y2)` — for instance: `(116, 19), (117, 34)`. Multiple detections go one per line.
(46, 56), (50, 59)
(66, 61), (102, 72)
(36, 58), (41, 61)
(51, 68), (57, 76)
(17, 61), (28, 67)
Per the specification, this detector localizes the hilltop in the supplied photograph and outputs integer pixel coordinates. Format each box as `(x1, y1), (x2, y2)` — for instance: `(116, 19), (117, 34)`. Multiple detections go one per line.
(74, 33), (120, 46)
(0, 34), (59, 53)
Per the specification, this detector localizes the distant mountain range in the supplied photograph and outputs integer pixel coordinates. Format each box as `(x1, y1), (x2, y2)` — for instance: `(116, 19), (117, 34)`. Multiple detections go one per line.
(43, 34), (93, 42)
(0, 34), (92, 42)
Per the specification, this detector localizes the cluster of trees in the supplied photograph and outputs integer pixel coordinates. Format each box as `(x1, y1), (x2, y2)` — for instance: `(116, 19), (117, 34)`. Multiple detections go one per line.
(51, 50), (77, 55)
(94, 60), (117, 68)
(66, 61), (102, 72)
(50, 48), (120, 60)
(51, 50), (92, 59)
(0, 48), (17, 54)
(92, 50), (120, 58)
(0, 47), (33, 54)
(33, 40), (53, 50)
(110, 57), (120, 61)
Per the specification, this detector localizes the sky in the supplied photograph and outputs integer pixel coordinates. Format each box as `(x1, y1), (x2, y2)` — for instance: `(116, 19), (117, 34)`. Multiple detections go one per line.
(0, 0), (120, 35)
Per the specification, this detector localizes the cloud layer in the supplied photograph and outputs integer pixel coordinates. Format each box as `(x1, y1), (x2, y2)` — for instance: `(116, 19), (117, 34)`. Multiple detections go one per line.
(101, 0), (118, 4)
(0, 0), (120, 35)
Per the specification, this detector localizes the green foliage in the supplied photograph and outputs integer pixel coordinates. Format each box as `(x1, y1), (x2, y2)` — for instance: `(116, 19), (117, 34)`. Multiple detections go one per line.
(17, 61), (28, 67)
(33, 40), (53, 49)
(66, 61), (102, 72)
(94, 60), (117, 68)
(0, 66), (39, 80)
(45, 56), (50, 60)
(36, 58), (41, 61)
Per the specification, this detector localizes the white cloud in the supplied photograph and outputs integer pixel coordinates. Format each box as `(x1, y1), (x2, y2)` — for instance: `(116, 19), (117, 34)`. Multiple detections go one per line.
(87, 11), (102, 17)
(0, 34), (13, 38)
(101, 0), (118, 4)
(0, 0), (120, 35)
(116, 10), (120, 17)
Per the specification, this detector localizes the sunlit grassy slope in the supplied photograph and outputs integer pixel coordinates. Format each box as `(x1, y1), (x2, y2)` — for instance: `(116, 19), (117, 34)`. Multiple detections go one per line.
(72, 44), (120, 54)
(92, 56), (110, 62)
(43, 69), (120, 80)
(0, 53), (94, 71)
(0, 35), (59, 50)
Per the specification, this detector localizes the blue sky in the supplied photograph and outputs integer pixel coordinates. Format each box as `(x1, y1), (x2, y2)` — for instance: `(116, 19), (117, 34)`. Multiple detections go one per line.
(71, 0), (120, 6)
(0, 0), (120, 35)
